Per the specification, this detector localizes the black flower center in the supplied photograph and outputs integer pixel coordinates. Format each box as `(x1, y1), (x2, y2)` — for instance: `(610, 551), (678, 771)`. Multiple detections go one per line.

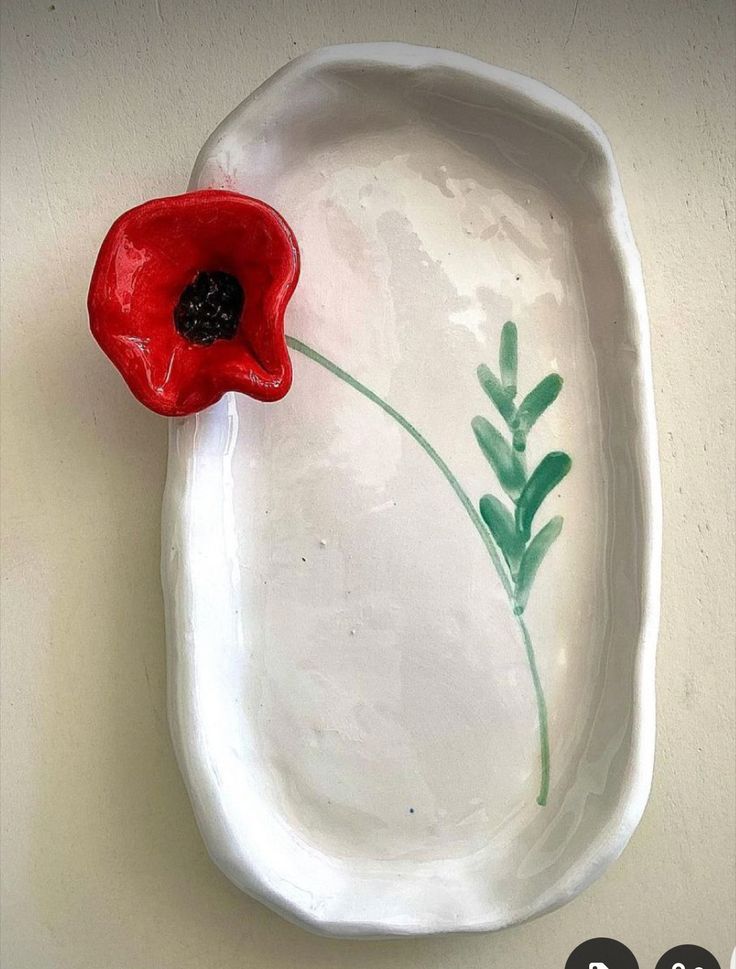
(174, 271), (244, 346)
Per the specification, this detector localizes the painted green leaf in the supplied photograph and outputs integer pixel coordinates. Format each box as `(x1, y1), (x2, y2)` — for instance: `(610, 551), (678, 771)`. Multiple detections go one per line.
(472, 416), (527, 499)
(479, 494), (525, 575)
(516, 374), (563, 435)
(477, 364), (515, 423)
(514, 516), (564, 614)
(499, 321), (518, 397)
(515, 451), (571, 539)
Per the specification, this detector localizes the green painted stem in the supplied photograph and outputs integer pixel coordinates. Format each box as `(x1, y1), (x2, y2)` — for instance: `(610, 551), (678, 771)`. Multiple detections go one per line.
(286, 337), (512, 597)
(517, 614), (550, 806)
(286, 335), (550, 806)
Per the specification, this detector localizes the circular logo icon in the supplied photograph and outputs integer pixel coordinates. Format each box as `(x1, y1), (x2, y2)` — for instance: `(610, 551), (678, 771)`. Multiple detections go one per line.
(655, 945), (721, 969)
(566, 937), (639, 969)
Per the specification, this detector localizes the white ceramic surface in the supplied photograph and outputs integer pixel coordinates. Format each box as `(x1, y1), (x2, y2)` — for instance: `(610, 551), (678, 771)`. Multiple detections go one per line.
(162, 42), (661, 936)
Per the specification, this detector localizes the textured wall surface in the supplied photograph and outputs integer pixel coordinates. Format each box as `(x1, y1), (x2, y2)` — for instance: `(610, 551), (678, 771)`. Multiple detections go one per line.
(1, 1), (734, 967)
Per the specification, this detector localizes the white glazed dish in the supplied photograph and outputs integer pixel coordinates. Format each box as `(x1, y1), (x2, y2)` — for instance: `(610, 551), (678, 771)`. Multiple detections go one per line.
(162, 43), (661, 936)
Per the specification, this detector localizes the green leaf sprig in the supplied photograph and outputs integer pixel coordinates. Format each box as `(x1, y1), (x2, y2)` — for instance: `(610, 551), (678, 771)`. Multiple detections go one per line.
(474, 322), (571, 615)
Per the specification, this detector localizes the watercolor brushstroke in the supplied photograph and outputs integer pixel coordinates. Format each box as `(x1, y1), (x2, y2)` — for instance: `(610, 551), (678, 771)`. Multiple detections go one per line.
(285, 324), (570, 807)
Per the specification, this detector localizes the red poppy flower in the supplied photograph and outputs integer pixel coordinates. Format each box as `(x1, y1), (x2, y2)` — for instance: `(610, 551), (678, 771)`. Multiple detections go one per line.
(88, 189), (300, 416)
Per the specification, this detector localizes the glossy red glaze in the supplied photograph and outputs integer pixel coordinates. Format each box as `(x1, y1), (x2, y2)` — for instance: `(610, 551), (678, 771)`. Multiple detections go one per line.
(88, 190), (300, 416)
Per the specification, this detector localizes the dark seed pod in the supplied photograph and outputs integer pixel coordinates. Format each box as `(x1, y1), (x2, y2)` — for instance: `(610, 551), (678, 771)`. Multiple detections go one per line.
(174, 271), (245, 346)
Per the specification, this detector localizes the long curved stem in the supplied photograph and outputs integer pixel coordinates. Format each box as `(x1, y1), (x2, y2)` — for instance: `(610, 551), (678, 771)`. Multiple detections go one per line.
(286, 337), (512, 599)
(286, 335), (549, 805)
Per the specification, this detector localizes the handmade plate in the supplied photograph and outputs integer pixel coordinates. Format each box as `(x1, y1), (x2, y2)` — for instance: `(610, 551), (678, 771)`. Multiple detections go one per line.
(162, 43), (661, 936)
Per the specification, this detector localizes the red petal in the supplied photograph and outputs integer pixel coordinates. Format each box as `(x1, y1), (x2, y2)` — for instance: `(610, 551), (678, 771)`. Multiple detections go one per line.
(88, 190), (300, 416)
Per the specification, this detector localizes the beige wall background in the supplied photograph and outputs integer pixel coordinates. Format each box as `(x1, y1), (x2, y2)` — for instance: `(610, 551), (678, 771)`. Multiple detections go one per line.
(1, 1), (734, 966)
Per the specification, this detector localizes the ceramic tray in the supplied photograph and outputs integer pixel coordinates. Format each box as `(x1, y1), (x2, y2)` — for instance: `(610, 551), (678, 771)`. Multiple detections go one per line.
(162, 43), (661, 936)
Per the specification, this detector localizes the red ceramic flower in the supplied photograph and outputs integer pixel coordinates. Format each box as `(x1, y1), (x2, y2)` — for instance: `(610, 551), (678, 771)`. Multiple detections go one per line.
(88, 190), (300, 416)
